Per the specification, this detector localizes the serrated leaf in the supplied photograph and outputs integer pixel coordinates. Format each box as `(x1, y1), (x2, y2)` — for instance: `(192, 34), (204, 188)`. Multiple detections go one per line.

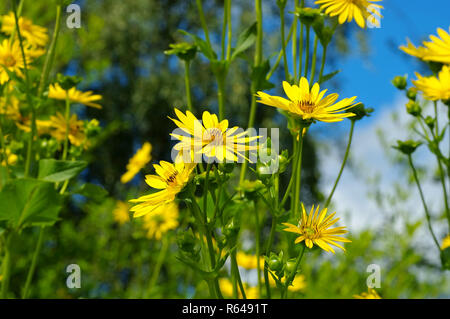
(38, 159), (87, 183)
(319, 70), (341, 84)
(0, 179), (62, 229)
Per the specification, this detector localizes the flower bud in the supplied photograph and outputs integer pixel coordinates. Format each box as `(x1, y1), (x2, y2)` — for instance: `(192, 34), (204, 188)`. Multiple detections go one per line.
(406, 87), (417, 101)
(164, 42), (197, 62)
(393, 140), (422, 155)
(348, 103), (373, 121)
(425, 116), (435, 130)
(285, 258), (297, 275)
(294, 7), (321, 27)
(56, 74), (82, 90)
(391, 75), (407, 90)
(405, 100), (421, 117)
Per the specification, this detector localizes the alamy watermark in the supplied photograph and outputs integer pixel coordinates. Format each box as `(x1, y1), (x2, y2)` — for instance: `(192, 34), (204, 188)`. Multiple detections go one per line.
(66, 264), (81, 289)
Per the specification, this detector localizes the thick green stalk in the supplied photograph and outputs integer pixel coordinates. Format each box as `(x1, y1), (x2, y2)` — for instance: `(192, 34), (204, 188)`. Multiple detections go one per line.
(266, 21), (295, 81)
(292, 131), (304, 217)
(184, 60), (193, 112)
(217, 76), (226, 121)
(195, 0), (212, 49)
(21, 227), (45, 299)
(263, 216), (277, 299)
(0, 119), (10, 180)
(292, 0), (299, 80)
(1, 233), (12, 298)
(230, 251), (246, 299)
(254, 201), (262, 295)
(407, 155), (440, 250)
(221, 0), (227, 60)
(318, 44), (327, 84)
(226, 0), (232, 61)
(325, 120), (355, 208)
(310, 35), (319, 83)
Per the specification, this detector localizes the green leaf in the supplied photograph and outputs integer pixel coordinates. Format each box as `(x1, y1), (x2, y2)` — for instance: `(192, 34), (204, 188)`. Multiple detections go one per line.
(251, 59), (275, 91)
(73, 183), (108, 202)
(0, 179), (62, 229)
(38, 159), (87, 183)
(441, 247), (450, 270)
(319, 70), (341, 84)
(178, 30), (217, 60)
(231, 22), (257, 61)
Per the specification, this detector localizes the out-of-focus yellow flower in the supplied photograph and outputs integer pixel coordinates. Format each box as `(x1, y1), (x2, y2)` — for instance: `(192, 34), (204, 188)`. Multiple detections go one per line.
(0, 39), (37, 84)
(129, 160), (196, 218)
(1, 12), (49, 47)
(441, 235), (450, 250)
(48, 83), (103, 109)
(412, 65), (450, 101)
(315, 0), (383, 29)
(236, 251), (264, 270)
(142, 202), (179, 240)
(113, 201), (130, 225)
(400, 27), (450, 64)
(353, 288), (382, 299)
(256, 77), (356, 124)
(283, 203), (351, 253)
(0, 94), (21, 121)
(120, 142), (152, 184)
(219, 278), (260, 299)
(268, 273), (307, 292)
(1, 148), (18, 167)
(48, 112), (86, 147)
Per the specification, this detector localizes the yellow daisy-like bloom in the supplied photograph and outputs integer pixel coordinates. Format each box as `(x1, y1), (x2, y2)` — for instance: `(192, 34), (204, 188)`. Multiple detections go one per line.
(400, 27), (450, 64)
(113, 201), (130, 225)
(170, 108), (258, 163)
(236, 252), (264, 270)
(282, 203), (351, 253)
(0, 93), (21, 121)
(353, 288), (382, 299)
(441, 235), (450, 250)
(120, 142), (152, 184)
(315, 0), (383, 29)
(1, 12), (49, 47)
(48, 112), (86, 147)
(256, 77), (356, 123)
(219, 278), (260, 299)
(0, 39), (36, 85)
(48, 83), (103, 109)
(412, 65), (450, 101)
(129, 160), (196, 218)
(142, 202), (179, 240)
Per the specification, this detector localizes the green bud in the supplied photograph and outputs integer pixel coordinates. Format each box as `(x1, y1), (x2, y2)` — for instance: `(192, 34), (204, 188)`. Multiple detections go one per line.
(85, 119), (101, 137)
(391, 75), (407, 90)
(424, 116), (435, 130)
(405, 100), (421, 117)
(56, 74), (82, 90)
(348, 103), (373, 121)
(223, 218), (240, 240)
(393, 140), (422, 155)
(285, 258), (297, 275)
(294, 7), (322, 27)
(276, 0), (287, 9)
(164, 42), (197, 62)
(406, 87), (417, 101)
(268, 257), (283, 273)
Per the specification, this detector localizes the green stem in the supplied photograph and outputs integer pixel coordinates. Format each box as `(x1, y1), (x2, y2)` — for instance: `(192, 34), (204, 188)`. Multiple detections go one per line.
(266, 21), (294, 81)
(263, 216), (277, 299)
(292, 130), (305, 217)
(1, 233), (12, 298)
(325, 120), (355, 208)
(279, 4), (290, 81)
(292, 0), (299, 80)
(254, 201), (262, 295)
(62, 95), (71, 161)
(303, 26), (310, 79)
(38, 4), (62, 96)
(195, 0), (212, 49)
(0, 119), (10, 180)
(407, 155), (440, 250)
(230, 251), (246, 299)
(226, 0), (232, 61)
(184, 60), (193, 112)
(310, 35), (318, 83)
(283, 244), (305, 299)
(21, 227), (45, 299)
(221, 0), (227, 60)
(318, 44), (327, 84)
(145, 237), (170, 298)
(239, 0), (262, 183)
(217, 76), (226, 121)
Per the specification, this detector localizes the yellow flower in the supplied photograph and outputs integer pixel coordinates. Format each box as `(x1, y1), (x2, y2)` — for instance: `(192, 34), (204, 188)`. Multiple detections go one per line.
(236, 251), (264, 270)
(1, 12), (49, 47)
(400, 27), (450, 64)
(441, 235), (450, 250)
(353, 288), (382, 299)
(1, 148), (18, 167)
(0, 39), (36, 84)
(0, 91), (21, 121)
(142, 202), (179, 240)
(48, 112), (86, 147)
(412, 65), (450, 101)
(315, 0), (383, 29)
(48, 83), (103, 109)
(120, 142), (152, 184)
(129, 160), (196, 218)
(219, 278), (260, 299)
(268, 274), (307, 292)
(113, 201), (130, 225)
(256, 77), (356, 123)
(282, 203), (351, 253)
(169, 108), (258, 163)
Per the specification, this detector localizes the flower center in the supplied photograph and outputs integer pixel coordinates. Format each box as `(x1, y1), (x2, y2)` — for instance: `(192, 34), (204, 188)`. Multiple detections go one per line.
(204, 128), (224, 146)
(3, 54), (16, 67)
(166, 171), (179, 185)
(296, 100), (315, 114)
(303, 226), (318, 239)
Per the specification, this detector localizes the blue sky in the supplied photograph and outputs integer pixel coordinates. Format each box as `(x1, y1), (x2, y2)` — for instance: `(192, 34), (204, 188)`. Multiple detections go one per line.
(333, 0), (450, 123)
